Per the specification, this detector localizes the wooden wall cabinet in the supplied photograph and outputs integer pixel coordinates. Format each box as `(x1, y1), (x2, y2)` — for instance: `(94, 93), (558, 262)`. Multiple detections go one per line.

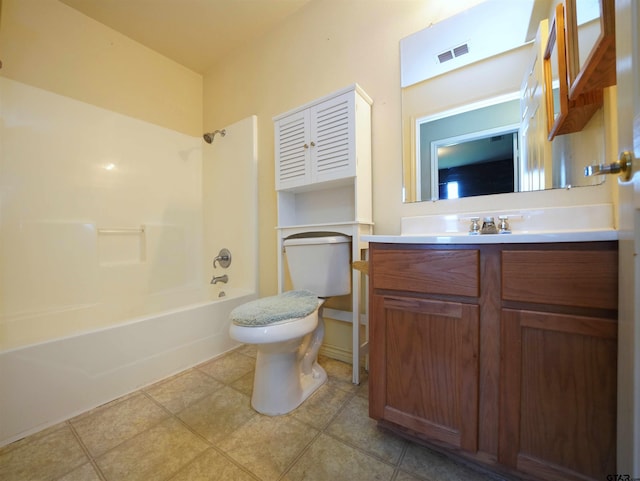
(566, 0), (616, 99)
(544, 3), (603, 140)
(369, 242), (618, 481)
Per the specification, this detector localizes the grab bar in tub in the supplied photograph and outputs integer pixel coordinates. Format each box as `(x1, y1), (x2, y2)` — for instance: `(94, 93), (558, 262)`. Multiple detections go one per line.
(97, 225), (146, 235)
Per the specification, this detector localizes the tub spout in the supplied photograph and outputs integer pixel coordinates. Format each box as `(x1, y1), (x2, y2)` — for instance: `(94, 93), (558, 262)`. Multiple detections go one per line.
(211, 274), (228, 284)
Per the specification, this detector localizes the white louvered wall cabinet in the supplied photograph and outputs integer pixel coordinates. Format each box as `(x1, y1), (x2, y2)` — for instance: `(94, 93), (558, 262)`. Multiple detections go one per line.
(274, 84), (373, 384)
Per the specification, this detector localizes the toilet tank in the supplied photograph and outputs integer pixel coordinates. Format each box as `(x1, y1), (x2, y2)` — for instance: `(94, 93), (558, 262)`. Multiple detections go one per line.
(283, 235), (351, 297)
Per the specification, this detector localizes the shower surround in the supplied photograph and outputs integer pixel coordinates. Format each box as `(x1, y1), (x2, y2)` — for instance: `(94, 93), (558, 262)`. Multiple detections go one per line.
(0, 78), (258, 446)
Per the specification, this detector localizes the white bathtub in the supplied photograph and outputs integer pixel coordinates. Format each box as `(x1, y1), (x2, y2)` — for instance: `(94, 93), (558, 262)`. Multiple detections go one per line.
(0, 288), (257, 447)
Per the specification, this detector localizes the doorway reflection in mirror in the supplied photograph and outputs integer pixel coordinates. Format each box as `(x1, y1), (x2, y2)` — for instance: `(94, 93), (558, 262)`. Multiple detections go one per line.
(416, 95), (520, 201)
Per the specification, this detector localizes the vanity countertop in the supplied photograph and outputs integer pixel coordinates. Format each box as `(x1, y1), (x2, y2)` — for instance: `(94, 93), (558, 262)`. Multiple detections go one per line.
(368, 205), (618, 244)
(363, 229), (618, 244)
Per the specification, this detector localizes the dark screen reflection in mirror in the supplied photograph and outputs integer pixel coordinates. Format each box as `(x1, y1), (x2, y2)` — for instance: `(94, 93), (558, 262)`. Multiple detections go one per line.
(437, 132), (517, 199)
(417, 97), (520, 201)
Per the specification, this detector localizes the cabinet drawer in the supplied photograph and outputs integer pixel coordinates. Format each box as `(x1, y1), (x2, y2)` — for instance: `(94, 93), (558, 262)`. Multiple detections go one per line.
(502, 250), (617, 310)
(371, 248), (480, 297)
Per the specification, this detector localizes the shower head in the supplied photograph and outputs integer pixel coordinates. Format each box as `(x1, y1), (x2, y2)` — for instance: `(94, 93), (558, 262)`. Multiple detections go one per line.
(203, 129), (226, 143)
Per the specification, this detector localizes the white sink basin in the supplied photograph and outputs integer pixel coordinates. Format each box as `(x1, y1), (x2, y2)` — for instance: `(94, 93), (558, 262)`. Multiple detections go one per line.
(362, 204), (618, 244)
(400, 204), (614, 236)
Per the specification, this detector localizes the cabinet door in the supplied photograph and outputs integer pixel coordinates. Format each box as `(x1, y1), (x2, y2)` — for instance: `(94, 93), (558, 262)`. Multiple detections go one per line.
(275, 109), (311, 190)
(370, 294), (479, 452)
(500, 309), (617, 481)
(309, 91), (355, 184)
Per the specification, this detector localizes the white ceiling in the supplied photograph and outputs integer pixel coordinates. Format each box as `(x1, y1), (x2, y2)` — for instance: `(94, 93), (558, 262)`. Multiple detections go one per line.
(59, 0), (312, 74)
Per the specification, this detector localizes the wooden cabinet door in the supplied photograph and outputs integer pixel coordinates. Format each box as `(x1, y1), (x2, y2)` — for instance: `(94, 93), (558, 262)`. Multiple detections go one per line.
(500, 309), (617, 481)
(370, 294), (480, 452)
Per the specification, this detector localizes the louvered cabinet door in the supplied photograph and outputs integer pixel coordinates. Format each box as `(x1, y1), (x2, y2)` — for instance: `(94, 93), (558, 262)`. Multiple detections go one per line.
(309, 91), (356, 184)
(275, 109), (311, 190)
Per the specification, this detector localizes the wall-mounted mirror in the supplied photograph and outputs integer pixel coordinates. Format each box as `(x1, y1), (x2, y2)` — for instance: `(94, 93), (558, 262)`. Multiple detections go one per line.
(401, 0), (606, 203)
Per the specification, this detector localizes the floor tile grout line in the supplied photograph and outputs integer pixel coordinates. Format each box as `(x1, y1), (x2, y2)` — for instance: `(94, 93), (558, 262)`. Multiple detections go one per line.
(277, 384), (389, 481)
(146, 385), (227, 417)
(0, 422), (69, 456)
(276, 426), (324, 481)
(73, 403), (171, 465)
(164, 446), (262, 481)
(142, 380), (266, 481)
(207, 445), (264, 481)
(319, 427), (405, 472)
(276, 383), (359, 481)
(85, 406), (216, 481)
(141, 390), (183, 417)
(140, 389), (224, 450)
(66, 421), (108, 481)
(192, 354), (255, 387)
(390, 441), (412, 481)
(313, 385), (408, 471)
(227, 379), (255, 397)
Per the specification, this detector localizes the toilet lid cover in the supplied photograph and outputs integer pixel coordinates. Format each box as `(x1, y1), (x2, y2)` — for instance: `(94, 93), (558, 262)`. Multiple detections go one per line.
(230, 289), (319, 326)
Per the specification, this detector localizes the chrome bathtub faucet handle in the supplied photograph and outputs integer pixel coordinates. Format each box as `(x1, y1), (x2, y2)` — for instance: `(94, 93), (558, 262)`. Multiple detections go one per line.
(213, 248), (232, 268)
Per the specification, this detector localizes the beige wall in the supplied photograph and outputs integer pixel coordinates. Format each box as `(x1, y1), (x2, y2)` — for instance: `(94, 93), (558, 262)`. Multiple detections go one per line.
(202, 0), (615, 297)
(0, 0), (616, 301)
(0, 0), (202, 136)
(202, 0), (490, 297)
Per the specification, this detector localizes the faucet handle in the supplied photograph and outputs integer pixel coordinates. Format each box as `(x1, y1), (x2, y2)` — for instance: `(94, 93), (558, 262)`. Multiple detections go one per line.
(469, 217), (481, 235)
(213, 248), (232, 268)
(498, 215), (511, 234)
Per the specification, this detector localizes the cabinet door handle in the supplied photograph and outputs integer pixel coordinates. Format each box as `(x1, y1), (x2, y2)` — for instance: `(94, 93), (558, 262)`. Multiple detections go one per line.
(310, 141), (316, 147)
(303, 143), (309, 149)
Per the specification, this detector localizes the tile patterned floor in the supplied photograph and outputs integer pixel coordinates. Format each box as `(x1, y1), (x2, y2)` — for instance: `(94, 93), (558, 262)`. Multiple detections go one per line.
(0, 346), (514, 481)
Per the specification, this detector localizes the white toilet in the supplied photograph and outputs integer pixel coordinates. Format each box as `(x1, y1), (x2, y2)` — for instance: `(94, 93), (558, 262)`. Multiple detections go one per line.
(229, 234), (351, 415)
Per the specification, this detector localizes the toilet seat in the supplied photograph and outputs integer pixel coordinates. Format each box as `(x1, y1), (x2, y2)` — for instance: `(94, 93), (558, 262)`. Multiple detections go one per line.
(229, 290), (323, 345)
(228, 290), (328, 415)
(230, 289), (319, 326)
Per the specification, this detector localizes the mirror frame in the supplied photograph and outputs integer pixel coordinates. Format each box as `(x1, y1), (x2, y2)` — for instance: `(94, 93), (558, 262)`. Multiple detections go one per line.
(544, 3), (569, 140)
(544, 2), (603, 140)
(565, 0), (616, 99)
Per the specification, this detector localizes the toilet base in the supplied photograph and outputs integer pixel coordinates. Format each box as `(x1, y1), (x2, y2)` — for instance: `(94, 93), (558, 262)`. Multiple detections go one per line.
(251, 341), (327, 415)
(251, 307), (327, 416)
(229, 302), (328, 416)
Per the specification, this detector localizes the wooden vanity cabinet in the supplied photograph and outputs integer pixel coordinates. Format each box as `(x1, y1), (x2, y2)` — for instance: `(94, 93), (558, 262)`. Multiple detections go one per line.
(499, 245), (618, 481)
(369, 246), (483, 453)
(369, 241), (618, 481)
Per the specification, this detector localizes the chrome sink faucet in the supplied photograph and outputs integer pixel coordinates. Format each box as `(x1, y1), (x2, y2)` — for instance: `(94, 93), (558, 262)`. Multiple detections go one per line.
(481, 217), (498, 235)
(469, 215), (511, 234)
